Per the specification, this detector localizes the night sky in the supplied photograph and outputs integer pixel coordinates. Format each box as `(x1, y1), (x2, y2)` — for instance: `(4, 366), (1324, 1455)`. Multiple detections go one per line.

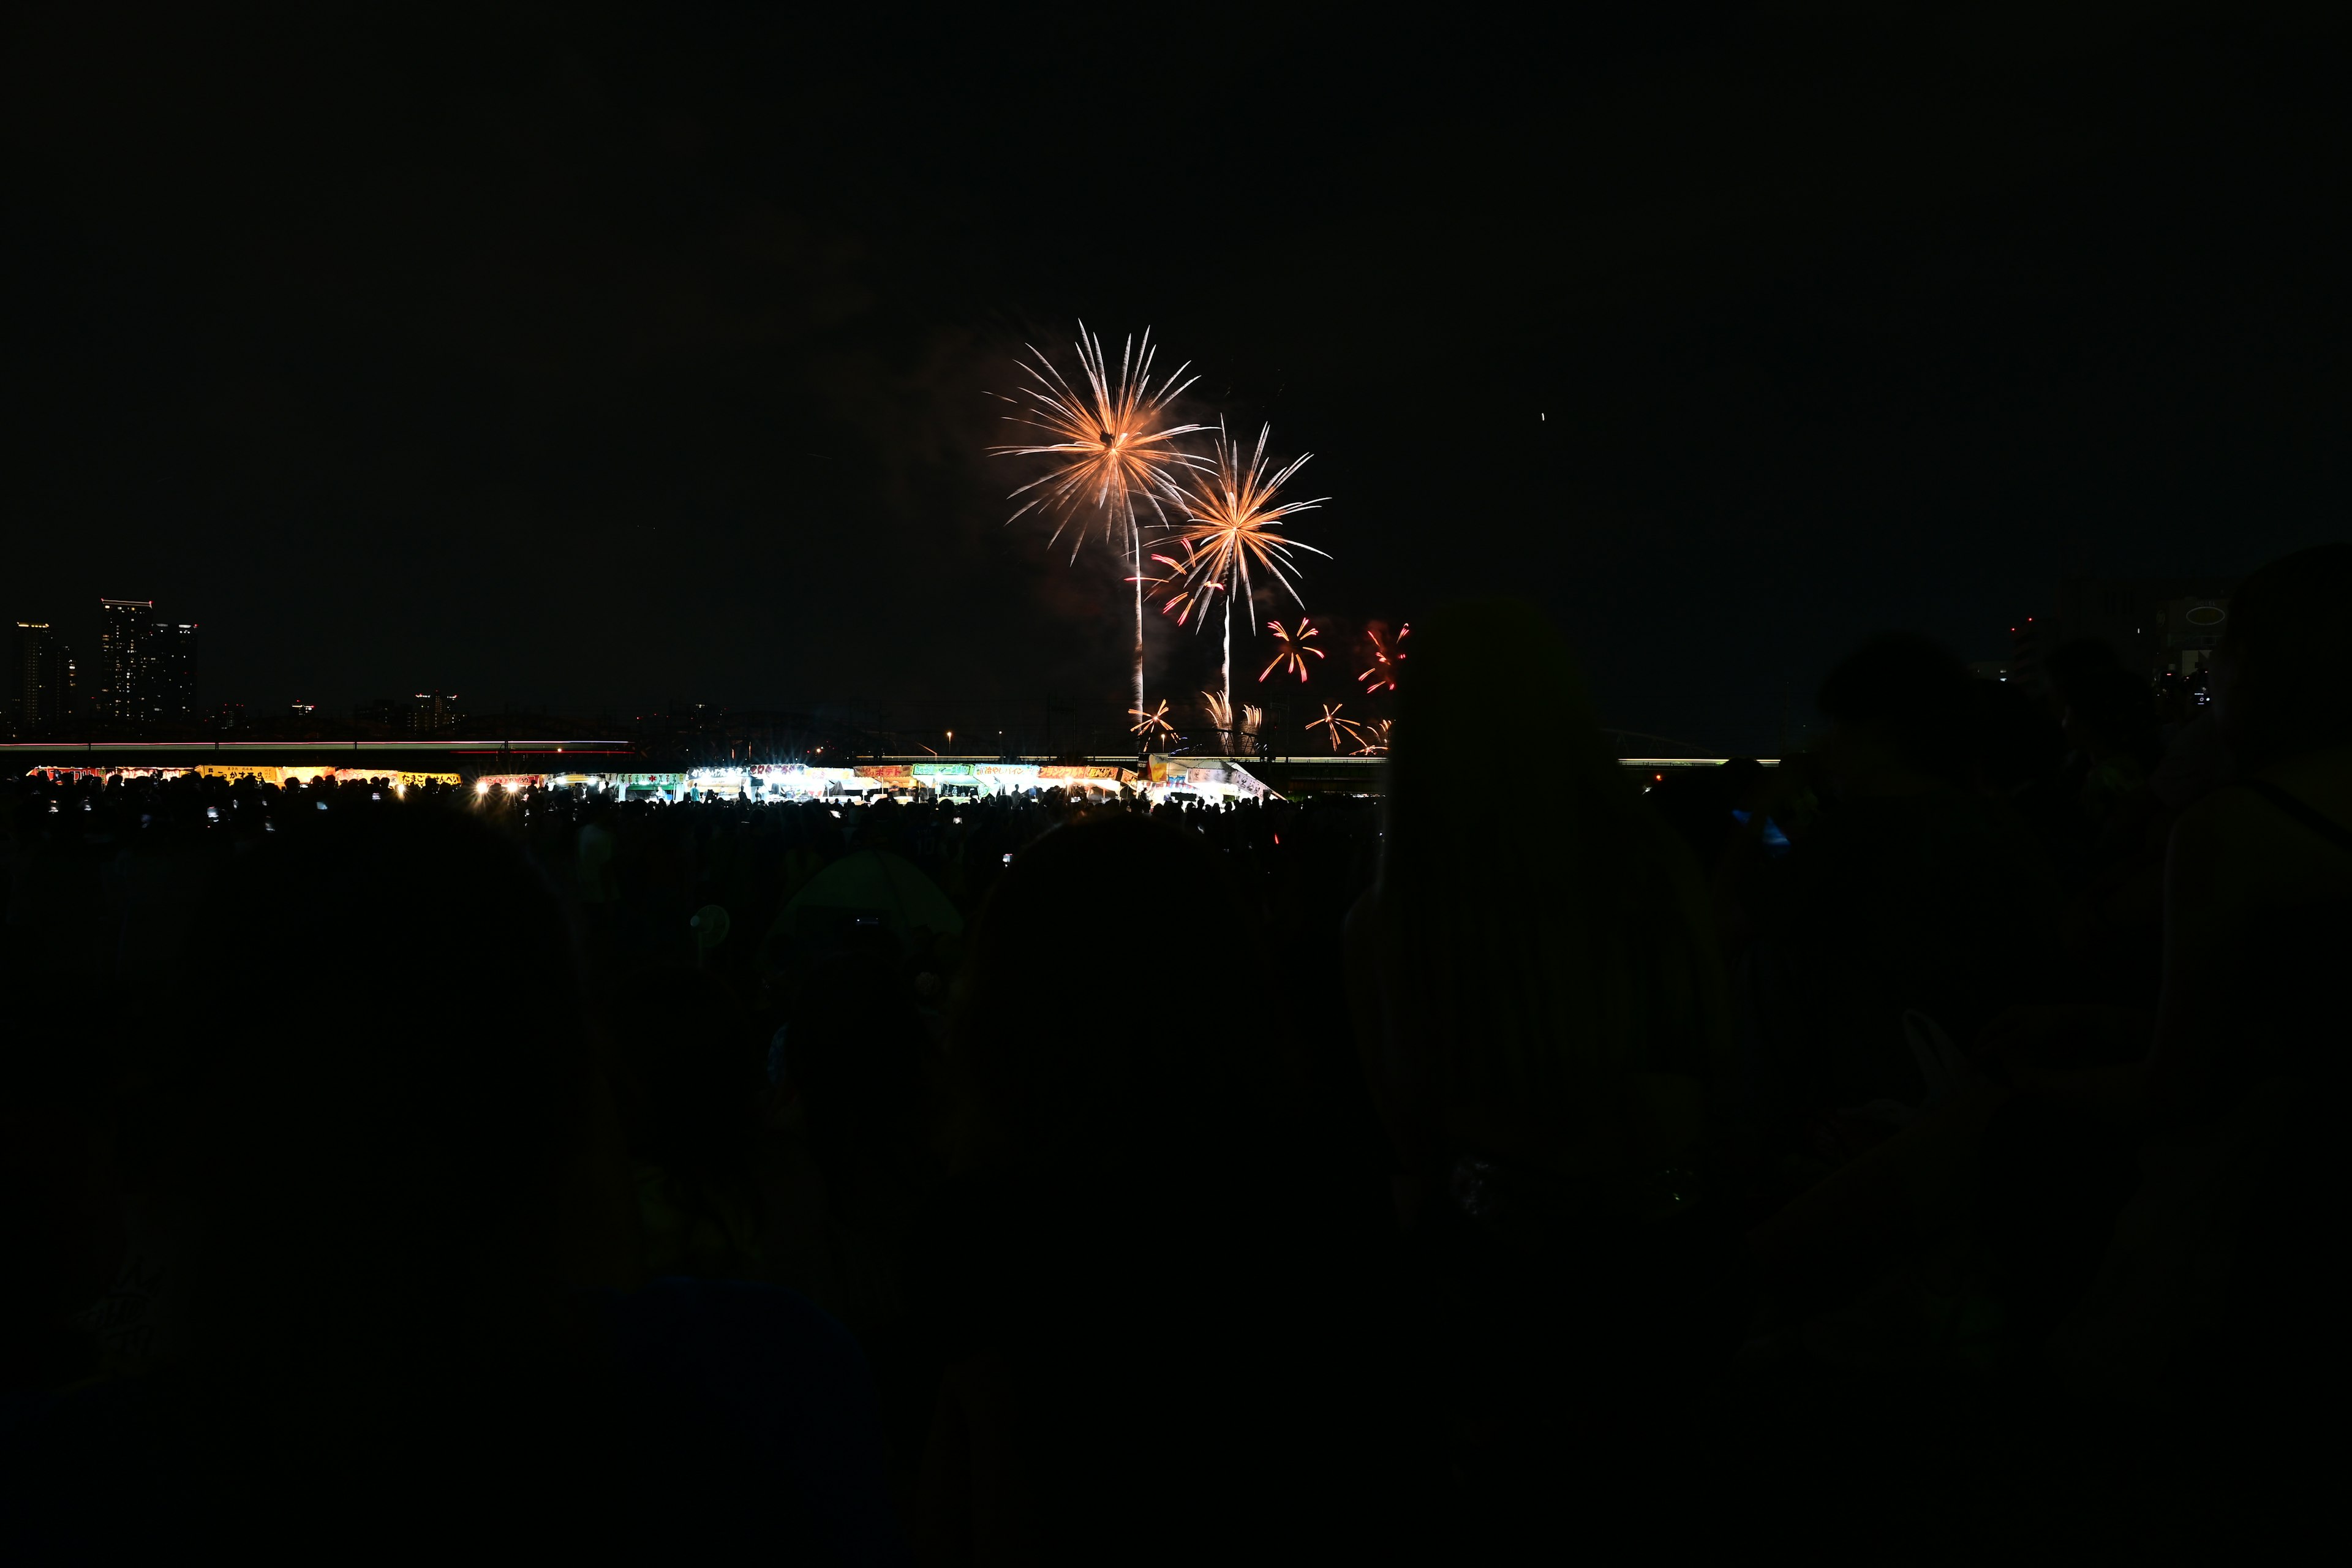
(5, 4), (2345, 752)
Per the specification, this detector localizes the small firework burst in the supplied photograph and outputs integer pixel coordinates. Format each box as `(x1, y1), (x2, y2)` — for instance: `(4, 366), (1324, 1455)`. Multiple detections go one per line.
(1258, 617), (1324, 684)
(1359, 621), (1409, 694)
(1310, 703), (1366, 753)
(1128, 699), (1175, 740)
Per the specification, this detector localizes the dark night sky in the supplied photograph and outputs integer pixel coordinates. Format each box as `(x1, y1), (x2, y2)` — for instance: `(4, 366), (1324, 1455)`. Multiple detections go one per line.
(4, 3), (2345, 752)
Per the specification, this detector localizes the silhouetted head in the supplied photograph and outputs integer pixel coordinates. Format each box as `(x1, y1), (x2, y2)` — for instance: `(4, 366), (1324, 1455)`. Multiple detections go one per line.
(1817, 631), (1977, 786)
(160, 802), (628, 1388)
(606, 965), (760, 1177)
(2042, 637), (2124, 711)
(780, 931), (933, 1217)
(1970, 675), (2068, 794)
(2059, 663), (2163, 768)
(2214, 541), (2352, 767)
(949, 813), (1283, 1176)
(1720, 756), (1767, 809)
(1384, 599), (1728, 1186)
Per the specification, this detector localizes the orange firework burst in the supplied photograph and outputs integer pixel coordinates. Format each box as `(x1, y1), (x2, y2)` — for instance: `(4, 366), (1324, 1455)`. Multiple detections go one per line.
(1359, 621), (1409, 693)
(990, 324), (1206, 552)
(1352, 718), (1392, 756)
(1309, 703), (1365, 753)
(1128, 699), (1175, 740)
(991, 323), (1209, 722)
(1258, 617), (1323, 684)
(1169, 421), (1329, 728)
(1171, 423), (1327, 619)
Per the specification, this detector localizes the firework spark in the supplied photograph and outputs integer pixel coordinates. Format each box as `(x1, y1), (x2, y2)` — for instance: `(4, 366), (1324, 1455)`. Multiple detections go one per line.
(1258, 617), (1324, 684)
(1310, 703), (1366, 753)
(1134, 548), (1221, 627)
(1128, 699), (1175, 741)
(1242, 704), (1264, 741)
(1202, 690), (1234, 733)
(990, 325), (1206, 550)
(1359, 621), (1409, 693)
(1172, 423), (1327, 611)
(990, 323), (1210, 719)
(1352, 718), (1393, 756)
(1167, 423), (1329, 724)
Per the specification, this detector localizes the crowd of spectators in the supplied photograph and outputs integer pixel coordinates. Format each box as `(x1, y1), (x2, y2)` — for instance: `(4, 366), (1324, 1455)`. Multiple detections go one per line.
(4, 543), (2346, 1559)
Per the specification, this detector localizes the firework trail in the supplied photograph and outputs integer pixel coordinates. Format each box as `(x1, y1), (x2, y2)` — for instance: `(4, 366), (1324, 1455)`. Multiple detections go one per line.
(1202, 690), (1235, 737)
(991, 324), (1208, 721)
(1359, 621), (1409, 693)
(1352, 718), (1392, 756)
(1310, 703), (1366, 753)
(1242, 704), (1264, 745)
(1169, 422), (1329, 730)
(1258, 617), (1324, 684)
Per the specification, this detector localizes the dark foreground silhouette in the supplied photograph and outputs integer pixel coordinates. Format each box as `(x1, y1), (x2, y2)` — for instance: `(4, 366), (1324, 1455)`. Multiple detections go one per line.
(8, 545), (2349, 1561)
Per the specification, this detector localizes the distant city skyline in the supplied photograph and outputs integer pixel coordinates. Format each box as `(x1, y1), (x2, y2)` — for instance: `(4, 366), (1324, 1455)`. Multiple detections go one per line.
(6, 597), (202, 737)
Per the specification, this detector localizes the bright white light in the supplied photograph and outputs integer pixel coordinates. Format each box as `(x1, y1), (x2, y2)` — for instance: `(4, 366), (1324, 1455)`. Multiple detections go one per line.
(477, 781), (491, 796)
(830, 809), (840, 818)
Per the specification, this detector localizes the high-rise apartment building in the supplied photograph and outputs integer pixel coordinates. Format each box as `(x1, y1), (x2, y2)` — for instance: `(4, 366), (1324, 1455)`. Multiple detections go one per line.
(11, 622), (75, 735)
(99, 597), (155, 722)
(417, 691), (462, 734)
(153, 620), (200, 722)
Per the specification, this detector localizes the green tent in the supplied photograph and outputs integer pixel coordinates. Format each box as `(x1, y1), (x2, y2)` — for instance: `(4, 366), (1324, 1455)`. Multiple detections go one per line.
(770, 848), (964, 948)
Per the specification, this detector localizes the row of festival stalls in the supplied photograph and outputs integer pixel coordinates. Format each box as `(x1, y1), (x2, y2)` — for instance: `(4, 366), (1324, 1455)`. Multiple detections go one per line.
(486, 756), (1276, 805)
(20, 764), (463, 791)
(23, 756), (1279, 806)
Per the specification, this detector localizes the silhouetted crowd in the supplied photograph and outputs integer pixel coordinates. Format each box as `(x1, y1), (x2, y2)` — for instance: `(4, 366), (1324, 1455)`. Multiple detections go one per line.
(6, 544), (2347, 1561)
